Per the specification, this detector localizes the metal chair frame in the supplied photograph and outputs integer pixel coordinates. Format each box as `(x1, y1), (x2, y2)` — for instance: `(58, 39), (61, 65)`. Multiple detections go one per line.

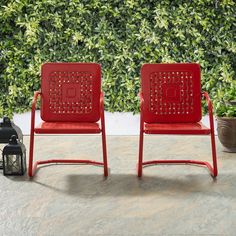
(138, 63), (218, 178)
(28, 63), (108, 177)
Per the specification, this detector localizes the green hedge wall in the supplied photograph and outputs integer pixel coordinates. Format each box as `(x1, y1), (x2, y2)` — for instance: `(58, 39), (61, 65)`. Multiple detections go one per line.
(0, 0), (236, 117)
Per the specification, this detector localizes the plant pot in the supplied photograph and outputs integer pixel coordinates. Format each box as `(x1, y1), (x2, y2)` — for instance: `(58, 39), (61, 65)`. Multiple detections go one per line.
(217, 117), (236, 152)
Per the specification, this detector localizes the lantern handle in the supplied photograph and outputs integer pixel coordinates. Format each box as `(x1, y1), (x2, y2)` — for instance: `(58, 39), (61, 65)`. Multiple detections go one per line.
(9, 135), (18, 144)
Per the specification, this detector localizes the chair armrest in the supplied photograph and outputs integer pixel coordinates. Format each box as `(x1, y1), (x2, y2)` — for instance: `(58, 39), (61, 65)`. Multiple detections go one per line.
(138, 91), (144, 111)
(138, 91), (145, 131)
(100, 91), (104, 110)
(100, 91), (106, 130)
(30, 91), (41, 132)
(202, 91), (213, 112)
(202, 91), (215, 131)
(202, 91), (213, 115)
(31, 90), (41, 111)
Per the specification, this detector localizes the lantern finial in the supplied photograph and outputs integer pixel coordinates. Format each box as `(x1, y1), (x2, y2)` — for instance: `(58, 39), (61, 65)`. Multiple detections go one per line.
(2, 117), (11, 126)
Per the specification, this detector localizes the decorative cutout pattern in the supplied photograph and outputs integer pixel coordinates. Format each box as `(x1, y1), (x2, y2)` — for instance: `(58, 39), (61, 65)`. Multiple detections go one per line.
(149, 71), (194, 115)
(49, 71), (93, 114)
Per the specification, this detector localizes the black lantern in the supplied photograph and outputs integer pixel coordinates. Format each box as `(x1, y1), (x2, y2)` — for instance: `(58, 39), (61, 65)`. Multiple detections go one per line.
(0, 117), (23, 169)
(2, 135), (27, 176)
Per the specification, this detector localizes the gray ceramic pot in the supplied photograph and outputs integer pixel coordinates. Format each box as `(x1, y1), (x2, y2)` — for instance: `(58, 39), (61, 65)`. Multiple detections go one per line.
(217, 117), (236, 152)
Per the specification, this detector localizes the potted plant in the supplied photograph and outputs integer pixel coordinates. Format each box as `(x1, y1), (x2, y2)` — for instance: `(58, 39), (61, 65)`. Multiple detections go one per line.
(215, 85), (236, 152)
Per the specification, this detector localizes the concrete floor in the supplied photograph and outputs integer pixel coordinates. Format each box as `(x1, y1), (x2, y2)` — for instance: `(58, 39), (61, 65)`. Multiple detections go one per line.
(0, 135), (235, 236)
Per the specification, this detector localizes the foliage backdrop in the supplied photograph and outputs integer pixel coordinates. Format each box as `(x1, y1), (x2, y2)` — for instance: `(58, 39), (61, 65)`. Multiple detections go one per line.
(0, 0), (236, 117)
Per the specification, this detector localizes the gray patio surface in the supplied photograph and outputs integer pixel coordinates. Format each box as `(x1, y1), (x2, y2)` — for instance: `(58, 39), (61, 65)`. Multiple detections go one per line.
(0, 135), (235, 236)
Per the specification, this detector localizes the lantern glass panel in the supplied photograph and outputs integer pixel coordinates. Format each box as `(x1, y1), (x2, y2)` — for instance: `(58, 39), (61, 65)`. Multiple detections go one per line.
(3, 154), (22, 175)
(22, 151), (27, 174)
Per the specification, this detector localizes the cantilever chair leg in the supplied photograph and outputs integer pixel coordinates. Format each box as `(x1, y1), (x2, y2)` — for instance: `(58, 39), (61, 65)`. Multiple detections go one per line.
(138, 133), (218, 178)
(210, 129), (218, 177)
(204, 91), (218, 177)
(28, 128), (35, 177)
(100, 91), (108, 177)
(28, 90), (39, 177)
(138, 129), (144, 177)
(29, 131), (108, 178)
(102, 128), (108, 177)
(138, 97), (144, 177)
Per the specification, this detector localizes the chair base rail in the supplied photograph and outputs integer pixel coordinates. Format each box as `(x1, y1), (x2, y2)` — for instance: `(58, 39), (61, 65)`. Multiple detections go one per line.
(138, 160), (217, 178)
(29, 159), (105, 177)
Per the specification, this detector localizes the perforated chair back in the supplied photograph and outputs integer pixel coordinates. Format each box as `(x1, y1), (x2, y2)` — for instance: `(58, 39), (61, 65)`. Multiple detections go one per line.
(141, 63), (202, 123)
(41, 63), (101, 122)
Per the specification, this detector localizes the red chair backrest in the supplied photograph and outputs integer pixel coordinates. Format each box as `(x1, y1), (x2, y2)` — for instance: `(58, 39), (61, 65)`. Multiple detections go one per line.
(41, 63), (101, 122)
(141, 63), (202, 123)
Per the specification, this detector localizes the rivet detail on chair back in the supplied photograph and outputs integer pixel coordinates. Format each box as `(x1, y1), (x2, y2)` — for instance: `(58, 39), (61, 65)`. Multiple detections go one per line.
(49, 71), (93, 115)
(149, 71), (194, 115)
(141, 63), (202, 123)
(41, 63), (101, 122)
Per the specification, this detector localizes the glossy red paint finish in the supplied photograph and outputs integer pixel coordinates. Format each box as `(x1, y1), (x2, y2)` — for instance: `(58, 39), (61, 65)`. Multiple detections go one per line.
(138, 63), (218, 178)
(41, 63), (101, 122)
(141, 63), (202, 123)
(35, 122), (101, 134)
(28, 63), (108, 177)
(144, 122), (211, 135)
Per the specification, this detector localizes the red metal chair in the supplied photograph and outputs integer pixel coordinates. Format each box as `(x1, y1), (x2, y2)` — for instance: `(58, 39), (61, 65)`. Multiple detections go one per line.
(28, 63), (108, 177)
(138, 63), (217, 178)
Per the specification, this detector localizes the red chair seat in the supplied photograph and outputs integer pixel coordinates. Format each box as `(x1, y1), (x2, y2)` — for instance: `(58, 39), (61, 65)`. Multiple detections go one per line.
(35, 122), (101, 134)
(144, 122), (211, 135)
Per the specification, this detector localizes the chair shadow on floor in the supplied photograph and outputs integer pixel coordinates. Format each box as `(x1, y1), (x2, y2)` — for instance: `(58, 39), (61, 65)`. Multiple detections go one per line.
(29, 169), (236, 199)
